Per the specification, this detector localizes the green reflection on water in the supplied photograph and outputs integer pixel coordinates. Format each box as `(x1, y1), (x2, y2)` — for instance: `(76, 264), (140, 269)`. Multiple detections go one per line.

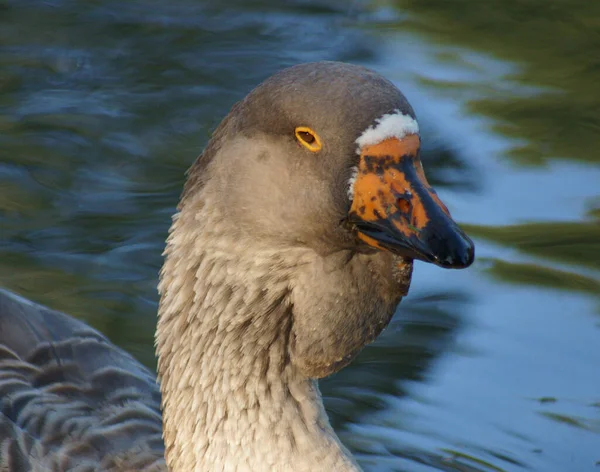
(463, 221), (599, 302)
(481, 258), (600, 297)
(540, 412), (600, 433)
(463, 222), (600, 271)
(390, 0), (600, 165)
(439, 449), (508, 472)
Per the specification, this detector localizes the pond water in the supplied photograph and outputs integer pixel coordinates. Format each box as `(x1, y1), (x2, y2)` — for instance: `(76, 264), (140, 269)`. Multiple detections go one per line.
(1, 1), (598, 471)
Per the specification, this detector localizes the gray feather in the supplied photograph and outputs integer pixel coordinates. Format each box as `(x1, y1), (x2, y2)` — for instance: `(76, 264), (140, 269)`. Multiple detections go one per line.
(0, 289), (166, 471)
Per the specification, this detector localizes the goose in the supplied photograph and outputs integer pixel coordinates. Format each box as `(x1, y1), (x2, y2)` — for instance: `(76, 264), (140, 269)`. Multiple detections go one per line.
(0, 61), (474, 472)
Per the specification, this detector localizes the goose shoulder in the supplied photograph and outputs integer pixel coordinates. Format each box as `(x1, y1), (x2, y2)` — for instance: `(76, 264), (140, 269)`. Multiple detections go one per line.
(0, 288), (166, 471)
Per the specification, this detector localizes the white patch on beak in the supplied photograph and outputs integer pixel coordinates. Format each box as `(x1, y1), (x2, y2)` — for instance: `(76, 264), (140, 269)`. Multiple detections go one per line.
(355, 110), (419, 154)
(347, 166), (359, 201)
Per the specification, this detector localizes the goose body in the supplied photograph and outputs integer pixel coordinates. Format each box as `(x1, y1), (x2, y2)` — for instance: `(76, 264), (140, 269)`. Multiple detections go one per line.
(0, 289), (165, 470)
(0, 62), (473, 471)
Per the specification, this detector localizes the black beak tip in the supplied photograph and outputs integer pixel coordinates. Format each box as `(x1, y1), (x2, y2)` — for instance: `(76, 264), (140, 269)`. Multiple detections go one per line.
(349, 219), (475, 270)
(435, 234), (475, 269)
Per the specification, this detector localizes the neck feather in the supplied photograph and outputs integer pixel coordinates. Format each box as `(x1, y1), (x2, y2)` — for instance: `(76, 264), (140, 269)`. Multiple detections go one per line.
(156, 198), (361, 472)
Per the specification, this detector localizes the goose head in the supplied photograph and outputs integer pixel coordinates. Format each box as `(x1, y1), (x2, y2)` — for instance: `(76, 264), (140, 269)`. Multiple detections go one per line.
(164, 62), (474, 380)
(181, 61), (473, 267)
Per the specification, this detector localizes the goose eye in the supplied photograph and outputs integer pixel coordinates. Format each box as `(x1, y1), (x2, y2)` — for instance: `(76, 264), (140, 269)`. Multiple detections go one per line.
(295, 126), (322, 152)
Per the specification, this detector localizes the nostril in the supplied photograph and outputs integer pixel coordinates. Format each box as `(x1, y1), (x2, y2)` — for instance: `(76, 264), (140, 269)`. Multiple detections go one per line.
(397, 197), (411, 214)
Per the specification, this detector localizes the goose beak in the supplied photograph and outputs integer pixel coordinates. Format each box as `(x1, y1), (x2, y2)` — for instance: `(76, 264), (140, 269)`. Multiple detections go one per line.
(348, 135), (474, 269)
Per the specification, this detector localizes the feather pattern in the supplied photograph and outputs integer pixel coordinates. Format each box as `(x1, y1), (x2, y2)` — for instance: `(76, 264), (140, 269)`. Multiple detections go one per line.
(0, 289), (166, 471)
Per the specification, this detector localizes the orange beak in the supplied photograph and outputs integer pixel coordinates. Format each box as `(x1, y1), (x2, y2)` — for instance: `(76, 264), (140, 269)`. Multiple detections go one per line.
(348, 135), (474, 269)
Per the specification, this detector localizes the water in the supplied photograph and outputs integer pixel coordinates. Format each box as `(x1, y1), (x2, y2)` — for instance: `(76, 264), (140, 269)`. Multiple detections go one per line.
(1, 1), (598, 470)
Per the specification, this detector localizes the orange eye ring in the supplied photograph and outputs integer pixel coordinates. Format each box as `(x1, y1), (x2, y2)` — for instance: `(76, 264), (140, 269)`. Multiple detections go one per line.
(295, 126), (322, 152)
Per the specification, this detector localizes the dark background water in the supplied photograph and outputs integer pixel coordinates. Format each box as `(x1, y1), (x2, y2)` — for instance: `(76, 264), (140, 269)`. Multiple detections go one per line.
(1, 1), (599, 471)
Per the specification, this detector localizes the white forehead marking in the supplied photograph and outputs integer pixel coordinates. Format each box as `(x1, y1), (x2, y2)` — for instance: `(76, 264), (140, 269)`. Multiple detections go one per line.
(347, 166), (359, 200)
(348, 111), (419, 202)
(355, 110), (419, 153)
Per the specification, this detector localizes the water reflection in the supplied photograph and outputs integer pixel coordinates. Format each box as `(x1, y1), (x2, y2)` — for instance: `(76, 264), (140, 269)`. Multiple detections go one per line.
(389, 0), (600, 166)
(324, 291), (470, 430)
